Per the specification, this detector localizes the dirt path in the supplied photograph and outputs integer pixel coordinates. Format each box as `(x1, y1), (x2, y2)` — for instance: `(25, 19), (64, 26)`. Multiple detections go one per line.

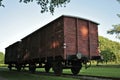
(0, 76), (8, 80)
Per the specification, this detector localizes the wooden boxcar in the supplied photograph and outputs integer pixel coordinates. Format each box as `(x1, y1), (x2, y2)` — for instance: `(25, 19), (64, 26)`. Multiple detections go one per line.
(21, 15), (100, 74)
(5, 15), (101, 75)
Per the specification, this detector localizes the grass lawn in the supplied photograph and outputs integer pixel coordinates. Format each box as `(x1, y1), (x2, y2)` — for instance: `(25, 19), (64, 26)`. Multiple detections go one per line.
(0, 65), (120, 80)
(63, 65), (120, 78)
(0, 67), (78, 80)
(80, 66), (120, 78)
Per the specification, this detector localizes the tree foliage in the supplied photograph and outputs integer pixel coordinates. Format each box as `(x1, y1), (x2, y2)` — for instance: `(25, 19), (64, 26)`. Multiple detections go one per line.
(100, 50), (116, 62)
(99, 36), (120, 63)
(0, 52), (4, 64)
(0, 0), (70, 14)
(107, 24), (120, 39)
(0, 0), (4, 7)
(107, 0), (120, 39)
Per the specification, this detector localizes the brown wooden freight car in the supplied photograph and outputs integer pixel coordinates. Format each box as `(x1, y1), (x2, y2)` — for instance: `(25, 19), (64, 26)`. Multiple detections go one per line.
(5, 41), (22, 71)
(5, 15), (101, 75)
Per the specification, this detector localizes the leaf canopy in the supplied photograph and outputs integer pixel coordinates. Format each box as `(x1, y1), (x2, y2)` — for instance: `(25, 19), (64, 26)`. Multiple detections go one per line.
(0, 0), (70, 14)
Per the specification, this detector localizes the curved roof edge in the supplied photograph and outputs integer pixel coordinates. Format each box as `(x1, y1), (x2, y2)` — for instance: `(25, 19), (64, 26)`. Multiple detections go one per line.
(61, 15), (100, 25)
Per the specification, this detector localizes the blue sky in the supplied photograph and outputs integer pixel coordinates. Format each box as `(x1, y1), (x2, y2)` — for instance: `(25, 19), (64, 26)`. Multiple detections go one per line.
(0, 0), (120, 53)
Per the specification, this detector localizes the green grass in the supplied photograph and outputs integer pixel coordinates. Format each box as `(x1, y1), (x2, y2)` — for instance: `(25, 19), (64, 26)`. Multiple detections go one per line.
(0, 67), (78, 80)
(0, 65), (120, 80)
(81, 67), (120, 78)
(63, 65), (120, 78)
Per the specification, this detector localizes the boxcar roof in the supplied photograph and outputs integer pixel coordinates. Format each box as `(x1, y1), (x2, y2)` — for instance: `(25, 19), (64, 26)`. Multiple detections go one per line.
(21, 15), (99, 40)
(6, 41), (21, 49)
(62, 15), (99, 25)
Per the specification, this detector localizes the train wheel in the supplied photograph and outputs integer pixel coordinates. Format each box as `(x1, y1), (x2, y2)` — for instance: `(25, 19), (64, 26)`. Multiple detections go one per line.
(45, 62), (51, 73)
(8, 64), (12, 71)
(71, 61), (82, 75)
(16, 64), (22, 71)
(52, 61), (62, 76)
(29, 64), (36, 73)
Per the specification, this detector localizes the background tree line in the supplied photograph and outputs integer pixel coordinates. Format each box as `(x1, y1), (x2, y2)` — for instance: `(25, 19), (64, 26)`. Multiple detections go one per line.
(99, 36), (120, 64)
(0, 52), (4, 64)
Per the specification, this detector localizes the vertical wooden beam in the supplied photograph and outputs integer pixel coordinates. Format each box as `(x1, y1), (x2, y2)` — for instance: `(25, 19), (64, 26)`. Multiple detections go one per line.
(88, 21), (91, 60)
(75, 18), (79, 54)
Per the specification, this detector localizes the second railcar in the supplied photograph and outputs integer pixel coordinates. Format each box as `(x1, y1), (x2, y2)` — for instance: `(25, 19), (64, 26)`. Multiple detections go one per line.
(21, 15), (100, 75)
(5, 41), (23, 71)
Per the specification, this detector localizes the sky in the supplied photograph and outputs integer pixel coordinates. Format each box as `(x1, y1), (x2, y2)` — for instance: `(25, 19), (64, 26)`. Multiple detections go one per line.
(0, 0), (120, 53)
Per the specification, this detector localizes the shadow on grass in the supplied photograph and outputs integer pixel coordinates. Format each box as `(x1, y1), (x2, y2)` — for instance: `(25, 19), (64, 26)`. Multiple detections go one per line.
(0, 67), (79, 80)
